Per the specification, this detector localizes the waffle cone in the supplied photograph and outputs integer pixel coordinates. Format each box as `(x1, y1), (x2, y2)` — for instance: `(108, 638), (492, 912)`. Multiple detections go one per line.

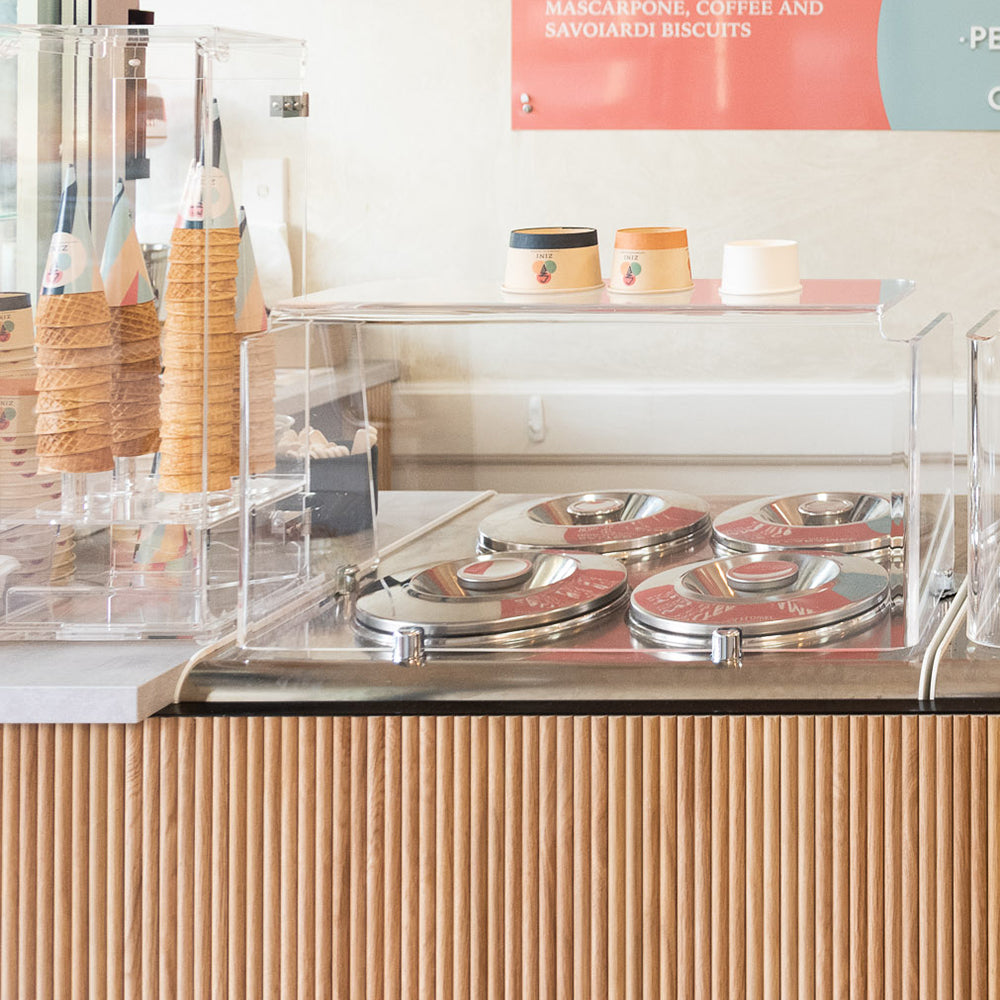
(164, 263), (240, 283)
(36, 345), (116, 369)
(36, 383), (112, 409)
(109, 301), (161, 345)
(159, 366), (234, 388)
(111, 387), (160, 410)
(167, 247), (240, 268)
(163, 314), (236, 335)
(161, 297), (239, 317)
(171, 226), (240, 245)
(41, 447), (114, 473)
(111, 399), (160, 424)
(115, 357), (162, 377)
(35, 291), (111, 328)
(118, 339), (162, 364)
(35, 405), (111, 435)
(35, 322), (113, 349)
(164, 279), (238, 301)
(114, 431), (159, 458)
(158, 470), (232, 494)
(37, 429), (112, 456)
(160, 387), (235, 407)
(35, 366), (113, 391)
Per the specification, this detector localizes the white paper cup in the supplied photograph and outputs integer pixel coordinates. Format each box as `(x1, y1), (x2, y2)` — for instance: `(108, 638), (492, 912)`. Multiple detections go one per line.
(720, 239), (801, 296)
(502, 228), (602, 293)
(609, 227), (693, 294)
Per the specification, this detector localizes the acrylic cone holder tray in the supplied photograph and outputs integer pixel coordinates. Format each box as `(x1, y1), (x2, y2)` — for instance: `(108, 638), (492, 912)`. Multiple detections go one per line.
(235, 278), (955, 670)
(0, 24), (307, 639)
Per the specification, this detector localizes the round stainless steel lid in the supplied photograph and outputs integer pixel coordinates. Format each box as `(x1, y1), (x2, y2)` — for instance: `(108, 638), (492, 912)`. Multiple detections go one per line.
(712, 492), (894, 554)
(629, 552), (890, 640)
(477, 490), (711, 556)
(355, 550), (629, 639)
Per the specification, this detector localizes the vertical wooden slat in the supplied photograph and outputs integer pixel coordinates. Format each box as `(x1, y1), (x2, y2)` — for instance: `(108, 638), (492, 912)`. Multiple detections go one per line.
(193, 718), (212, 1000)
(988, 718), (1000, 1000)
(763, 717), (781, 1000)
(642, 716), (659, 1000)
(814, 717), (833, 1000)
(832, 716), (850, 1000)
(848, 717), (867, 1000)
(365, 717), (384, 1000)
(971, 716), (988, 1000)
(55, 726), (74, 1000)
(711, 716), (729, 1000)
(490, 716), (506, 1000)
(140, 721), (161, 999)
(506, 716), (524, 1000)
(590, 716), (609, 1000)
(694, 717), (712, 1000)
(399, 716), (418, 999)
(884, 716), (903, 1000)
(797, 717), (815, 1000)
(211, 718), (229, 1000)
(746, 717), (764, 1000)
(625, 717), (642, 1000)
(780, 716), (798, 1000)
(88, 726), (108, 1000)
(728, 718), (746, 1000)
(383, 716), (401, 1000)
(454, 716), (472, 1000)
(2, 726), (19, 1000)
(418, 717), (436, 1000)
(435, 716), (453, 1000)
(314, 718), (334, 1000)
(246, 718), (265, 1000)
(72, 724), (90, 1000)
(866, 716), (884, 1000)
(953, 716), (972, 1000)
(36, 726), (55, 1000)
(282, 718), (301, 1000)
(298, 716), (317, 1000)
(901, 716), (920, 1000)
(263, 717), (283, 999)
(18, 726), (37, 1000)
(936, 716), (953, 1000)
(659, 716), (677, 1000)
(918, 715), (937, 1000)
(538, 716), (557, 1000)
(227, 717), (247, 1000)
(157, 721), (177, 1000)
(176, 719), (196, 1000)
(106, 725), (124, 1000)
(349, 717), (367, 1000)
(607, 716), (626, 1000)
(677, 715), (695, 1000)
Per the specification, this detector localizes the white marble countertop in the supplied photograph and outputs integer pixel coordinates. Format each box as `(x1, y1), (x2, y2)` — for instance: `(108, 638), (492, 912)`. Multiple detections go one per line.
(0, 640), (200, 723)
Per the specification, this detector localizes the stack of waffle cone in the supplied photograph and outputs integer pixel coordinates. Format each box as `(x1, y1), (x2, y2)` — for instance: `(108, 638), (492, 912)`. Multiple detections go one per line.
(109, 300), (161, 457)
(34, 290), (114, 473)
(158, 228), (240, 492)
(245, 332), (276, 474)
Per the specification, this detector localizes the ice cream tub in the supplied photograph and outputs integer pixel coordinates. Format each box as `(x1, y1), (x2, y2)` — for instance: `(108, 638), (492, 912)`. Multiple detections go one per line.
(0, 378), (37, 437)
(503, 228), (602, 293)
(609, 227), (693, 294)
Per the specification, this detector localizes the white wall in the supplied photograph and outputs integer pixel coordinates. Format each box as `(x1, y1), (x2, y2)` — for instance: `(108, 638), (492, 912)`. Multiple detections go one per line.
(148, 0), (1000, 338)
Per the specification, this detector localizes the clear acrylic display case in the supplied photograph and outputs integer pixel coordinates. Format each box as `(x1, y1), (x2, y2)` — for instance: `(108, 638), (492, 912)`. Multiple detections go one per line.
(238, 278), (955, 663)
(0, 24), (307, 639)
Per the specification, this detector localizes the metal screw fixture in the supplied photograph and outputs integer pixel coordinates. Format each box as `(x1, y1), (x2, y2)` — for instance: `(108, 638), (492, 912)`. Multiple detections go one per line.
(520, 92), (533, 113)
(393, 626), (426, 667)
(711, 627), (743, 667)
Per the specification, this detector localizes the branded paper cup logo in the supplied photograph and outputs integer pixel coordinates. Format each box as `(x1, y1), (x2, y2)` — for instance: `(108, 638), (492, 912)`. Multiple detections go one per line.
(0, 320), (12, 344)
(620, 261), (641, 286)
(42, 233), (87, 289)
(533, 259), (557, 284)
(0, 405), (15, 431)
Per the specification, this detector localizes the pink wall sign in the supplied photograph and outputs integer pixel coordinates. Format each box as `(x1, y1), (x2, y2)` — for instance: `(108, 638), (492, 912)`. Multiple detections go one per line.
(511, 0), (1000, 130)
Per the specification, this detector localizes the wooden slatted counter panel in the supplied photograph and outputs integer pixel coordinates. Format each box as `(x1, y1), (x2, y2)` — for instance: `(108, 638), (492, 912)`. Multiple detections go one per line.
(0, 715), (997, 999)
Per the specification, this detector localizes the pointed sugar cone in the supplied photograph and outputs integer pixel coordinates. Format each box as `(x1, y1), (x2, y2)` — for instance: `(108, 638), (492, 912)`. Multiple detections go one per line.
(34, 165), (113, 472)
(101, 180), (156, 308)
(235, 207), (268, 336)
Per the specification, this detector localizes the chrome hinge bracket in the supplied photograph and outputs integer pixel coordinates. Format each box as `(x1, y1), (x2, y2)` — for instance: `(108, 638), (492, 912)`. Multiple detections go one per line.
(270, 93), (310, 118)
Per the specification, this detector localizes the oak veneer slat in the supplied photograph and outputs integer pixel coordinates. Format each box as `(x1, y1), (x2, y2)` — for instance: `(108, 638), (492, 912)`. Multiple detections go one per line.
(780, 716), (798, 1000)
(1, 726), (19, 999)
(538, 716), (557, 1000)
(156, 721), (176, 1000)
(282, 717), (301, 999)
(72, 724), (90, 1000)
(211, 717), (229, 1000)
(245, 718), (265, 1000)
(436, 716), (454, 1000)
(625, 716), (642, 1000)
(901, 716), (919, 1000)
(831, 716), (850, 1000)
(105, 725), (124, 1000)
(814, 717), (833, 1000)
(365, 716), (384, 1000)
(398, 717), (417, 1000)
(659, 716), (677, 1000)
(54, 727), (74, 1000)
(453, 716), (472, 1000)
(866, 716), (884, 1000)
(677, 715), (695, 1000)
(607, 716), (626, 1000)
(642, 716), (659, 1000)
(936, 716), (954, 1000)
(35, 726), (55, 1000)
(970, 715), (988, 1000)
(18, 726), (37, 1000)
(298, 716), (317, 1000)
(695, 717), (712, 1000)
(746, 717), (764, 1000)
(349, 717), (367, 1000)
(711, 716), (729, 1000)
(883, 716), (902, 1000)
(506, 716), (524, 1000)
(988, 718), (1000, 1000)
(88, 726), (108, 1000)
(918, 715), (937, 1000)
(193, 718), (212, 1000)
(175, 719), (196, 1000)
(382, 717), (401, 1000)
(262, 717), (283, 999)
(418, 717), (436, 1000)
(953, 716), (972, 1000)
(797, 716), (815, 1000)
(762, 717), (781, 1000)
(490, 716), (507, 1000)
(590, 716), (608, 1000)
(471, 716), (491, 998)
(848, 717), (867, 1000)
(728, 718), (746, 1000)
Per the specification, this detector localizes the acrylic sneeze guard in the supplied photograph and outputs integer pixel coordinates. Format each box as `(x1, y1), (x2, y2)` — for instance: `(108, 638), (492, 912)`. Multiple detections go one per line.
(0, 25), (307, 639)
(237, 277), (955, 666)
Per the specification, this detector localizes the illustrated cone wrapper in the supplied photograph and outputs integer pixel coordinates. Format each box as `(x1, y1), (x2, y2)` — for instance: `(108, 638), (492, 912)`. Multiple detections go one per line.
(100, 179), (161, 458)
(34, 165), (113, 473)
(236, 205), (276, 474)
(159, 100), (240, 493)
